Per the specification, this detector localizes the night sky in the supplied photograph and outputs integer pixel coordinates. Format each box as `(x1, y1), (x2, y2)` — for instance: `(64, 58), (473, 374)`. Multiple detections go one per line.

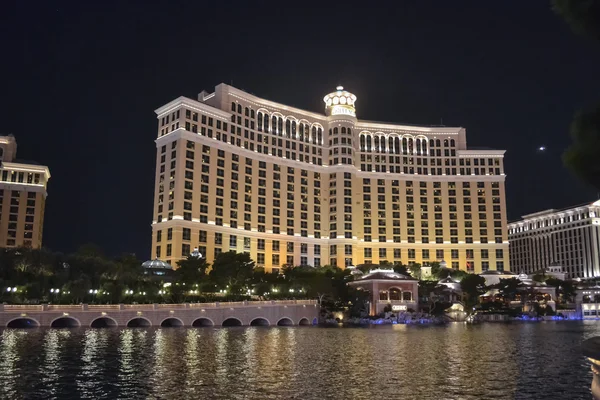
(1, 1), (599, 259)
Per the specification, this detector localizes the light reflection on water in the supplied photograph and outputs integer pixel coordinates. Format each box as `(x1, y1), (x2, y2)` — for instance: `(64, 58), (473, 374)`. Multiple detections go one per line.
(0, 322), (598, 399)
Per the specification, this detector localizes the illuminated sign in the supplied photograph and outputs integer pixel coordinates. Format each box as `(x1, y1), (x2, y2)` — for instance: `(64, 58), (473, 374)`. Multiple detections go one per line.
(331, 105), (356, 117)
(392, 305), (407, 311)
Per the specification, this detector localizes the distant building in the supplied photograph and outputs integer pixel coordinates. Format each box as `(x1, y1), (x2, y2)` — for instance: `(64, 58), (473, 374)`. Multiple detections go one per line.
(0, 135), (51, 248)
(151, 83), (509, 273)
(508, 201), (600, 279)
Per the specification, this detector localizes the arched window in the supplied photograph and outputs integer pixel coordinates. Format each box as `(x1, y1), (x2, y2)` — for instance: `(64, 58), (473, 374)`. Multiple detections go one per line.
(244, 107), (249, 117)
(299, 124), (304, 142)
(291, 121), (296, 138)
(416, 139), (421, 154)
(318, 128), (323, 144)
(231, 102), (236, 111)
(271, 116), (277, 134)
(403, 292), (412, 301)
(408, 138), (413, 154)
(450, 139), (456, 147)
(379, 291), (388, 301)
(237, 104), (242, 114)
(389, 288), (401, 301)
(348, 128), (352, 136)
(278, 117), (283, 135)
(429, 139), (435, 147)
(402, 138), (408, 154)
(250, 109), (255, 118)
(444, 139), (449, 147)
(263, 114), (269, 133)
(374, 136), (380, 152)
(285, 120), (291, 137)
(395, 137), (401, 154)
(333, 127), (338, 135)
(366, 135), (372, 152)
(341, 127), (346, 134)
(436, 139), (441, 147)
(312, 127), (317, 144)
(360, 135), (366, 151)
(422, 139), (427, 154)
(0, 147), (3, 161)
(257, 113), (263, 131)
(388, 137), (394, 153)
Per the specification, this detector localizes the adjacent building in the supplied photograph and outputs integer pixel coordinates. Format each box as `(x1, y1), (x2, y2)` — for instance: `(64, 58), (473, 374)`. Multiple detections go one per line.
(151, 84), (508, 273)
(0, 135), (51, 248)
(508, 201), (600, 279)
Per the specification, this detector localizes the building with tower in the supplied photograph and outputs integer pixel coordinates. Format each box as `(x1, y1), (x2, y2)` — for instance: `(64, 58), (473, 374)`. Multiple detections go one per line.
(151, 83), (508, 273)
(0, 135), (51, 248)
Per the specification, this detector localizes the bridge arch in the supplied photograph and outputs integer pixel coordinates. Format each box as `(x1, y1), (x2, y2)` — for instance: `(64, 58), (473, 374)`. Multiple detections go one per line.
(6, 317), (40, 328)
(298, 318), (311, 326)
(192, 317), (214, 327)
(277, 317), (294, 326)
(222, 317), (242, 327)
(250, 317), (270, 326)
(90, 316), (118, 328)
(160, 317), (184, 327)
(50, 316), (81, 328)
(126, 317), (152, 327)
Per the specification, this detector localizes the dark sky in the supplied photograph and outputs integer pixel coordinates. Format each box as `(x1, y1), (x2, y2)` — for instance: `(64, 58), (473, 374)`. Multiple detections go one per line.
(1, 1), (599, 258)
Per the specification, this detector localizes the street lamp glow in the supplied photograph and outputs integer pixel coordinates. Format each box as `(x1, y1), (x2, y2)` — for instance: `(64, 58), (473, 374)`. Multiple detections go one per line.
(12, 287), (17, 292)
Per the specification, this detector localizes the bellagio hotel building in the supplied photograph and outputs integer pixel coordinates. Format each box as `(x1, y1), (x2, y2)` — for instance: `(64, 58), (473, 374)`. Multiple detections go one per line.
(151, 84), (508, 273)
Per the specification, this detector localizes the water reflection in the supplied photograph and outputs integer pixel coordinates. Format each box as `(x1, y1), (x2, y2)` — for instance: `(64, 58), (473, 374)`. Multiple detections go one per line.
(0, 323), (595, 399)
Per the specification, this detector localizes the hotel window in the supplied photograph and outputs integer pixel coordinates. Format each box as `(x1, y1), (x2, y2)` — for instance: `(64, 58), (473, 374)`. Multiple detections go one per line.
(258, 239), (265, 250)
(408, 249), (416, 259)
(272, 254), (280, 266)
(481, 250), (489, 259)
(496, 249), (504, 259)
(257, 253), (265, 265)
(482, 261), (489, 272)
(167, 228), (173, 240)
(379, 248), (386, 258)
(229, 235), (237, 248)
(182, 244), (190, 256)
(166, 244), (172, 257)
(364, 248), (372, 258)
(182, 228), (191, 241)
(496, 261), (504, 272)
(422, 249), (430, 259)
(436, 249), (444, 260)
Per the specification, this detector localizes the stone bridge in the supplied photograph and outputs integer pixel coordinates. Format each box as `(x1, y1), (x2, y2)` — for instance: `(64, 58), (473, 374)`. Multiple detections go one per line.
(0, 300), (319, 328)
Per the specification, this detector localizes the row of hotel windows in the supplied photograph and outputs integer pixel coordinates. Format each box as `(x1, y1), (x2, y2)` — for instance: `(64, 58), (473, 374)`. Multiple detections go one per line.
(0, 190), (37, 246)
(508, 211), (594, 234)
(358, 136), (457, 154)
(161, 106), (503, 176)
(156, 143), (504, 243)
(0, 170), (43, 185)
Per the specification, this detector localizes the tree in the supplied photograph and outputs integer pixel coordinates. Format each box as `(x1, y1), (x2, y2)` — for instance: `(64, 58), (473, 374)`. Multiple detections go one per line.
(209, 251), (255, 293)
(495, 278), (522, 302)
(176, 254), (209, 286)
(393, 262), (409, 276)
(409, 263), (422, 280)
(553, 0), (600, 190)
(562, 105), (600, 191)
(552, 0), (600, 40)
(460, 274), (487, 308)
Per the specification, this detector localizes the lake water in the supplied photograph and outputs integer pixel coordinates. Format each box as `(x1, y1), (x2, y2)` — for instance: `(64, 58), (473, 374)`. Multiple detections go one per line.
(0, 321), (598, 399)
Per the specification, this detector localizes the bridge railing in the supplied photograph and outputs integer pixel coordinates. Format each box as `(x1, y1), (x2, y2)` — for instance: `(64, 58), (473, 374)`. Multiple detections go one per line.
(0, 300), (317, 312)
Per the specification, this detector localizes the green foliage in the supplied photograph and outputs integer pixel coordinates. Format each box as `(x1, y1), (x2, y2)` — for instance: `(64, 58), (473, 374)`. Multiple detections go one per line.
(495, 278), (523, 302)
(562, 105), (600, 191)
(552, 0), (600, 40)
(176, 254), (210, 286)
(209, 251), (255, 293)
(460, 274), (487, 308)
(409, 263), (422, 280)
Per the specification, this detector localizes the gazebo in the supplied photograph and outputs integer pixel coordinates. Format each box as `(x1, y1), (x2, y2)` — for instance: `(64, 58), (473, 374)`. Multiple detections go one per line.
(347, 269), (419, 316)
(141, 258), (174, 280)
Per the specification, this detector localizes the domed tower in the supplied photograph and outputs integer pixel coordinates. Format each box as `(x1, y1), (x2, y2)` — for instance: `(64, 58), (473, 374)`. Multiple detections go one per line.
(323, 86), (358, 269)
(323, 86), (357, 167)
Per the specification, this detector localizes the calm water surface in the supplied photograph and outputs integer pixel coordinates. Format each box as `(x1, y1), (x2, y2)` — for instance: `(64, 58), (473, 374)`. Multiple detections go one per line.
(0, 321), (598, 399)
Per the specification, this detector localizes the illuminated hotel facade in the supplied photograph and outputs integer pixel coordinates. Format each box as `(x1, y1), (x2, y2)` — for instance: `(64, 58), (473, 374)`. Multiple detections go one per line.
(151, 84), (508, 273)
(508, 201), (600, 279)
(0, 135), (51, 248)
